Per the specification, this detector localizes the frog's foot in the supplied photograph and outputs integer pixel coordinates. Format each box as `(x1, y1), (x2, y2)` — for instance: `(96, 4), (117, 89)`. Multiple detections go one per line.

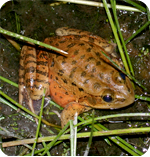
(19, 87), (51, 124)
(61, 102), (91, 128)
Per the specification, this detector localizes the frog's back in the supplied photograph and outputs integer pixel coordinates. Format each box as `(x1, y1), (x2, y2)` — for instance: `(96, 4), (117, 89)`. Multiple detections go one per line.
(44, 34), (134, 109)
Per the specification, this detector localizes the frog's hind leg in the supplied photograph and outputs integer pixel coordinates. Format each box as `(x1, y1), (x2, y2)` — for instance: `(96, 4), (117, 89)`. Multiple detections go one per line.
(19, 45), (49, 123)
(61, 102), (91, 128)
(19, 45), (38, 123)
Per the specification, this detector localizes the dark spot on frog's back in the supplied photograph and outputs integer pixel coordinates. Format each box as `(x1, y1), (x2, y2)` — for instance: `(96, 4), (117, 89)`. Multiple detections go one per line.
(55, 76), (58, 80)
(55, 43), (59, 47)
(59, 69), (64, 73)
(74, 35), (82, 40)
(69, 67), (77, 78)
(88, 37), (95, 43)
(92, 67), (96, 73)
(90, 74), (94, 78)
(81, 71), (86, 77)
(93, 82), (101, 90)
(61, 60), (66, 65)
(67, 43), (76, 48)
(86, 47), (92, 52)
(50, 74), (52, 79)
(48, 40), (53, 44)
(72, 67), (77, 72)
(85, 64), (90, 69)
(71, 60), (77, 65)
(106, 77), (111, 83)
(96, 61), (101, 66)
(89, 44), (94, 48)
(78, 43), (85, 46)
(80, 55), (85, 59)
(95, 52), (101, 57)
(65, 92), (69, 95)
(61, 78), (68, 84)
(57, 72), (63, 76)
(86, 57), (95, 62)
(98, 73), (104, 79)
(83, 79), (89, 84)
(59, 40), (66, 43)
(72, 82), (77, 86)
(79, 88), (84, 92)
(74, 50), (79, 55)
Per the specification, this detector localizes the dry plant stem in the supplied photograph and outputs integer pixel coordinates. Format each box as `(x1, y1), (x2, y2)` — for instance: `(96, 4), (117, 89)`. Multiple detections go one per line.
(56, 0), (142, 12)
(2, 34), (21, 51)
(2, 126), (150, 148)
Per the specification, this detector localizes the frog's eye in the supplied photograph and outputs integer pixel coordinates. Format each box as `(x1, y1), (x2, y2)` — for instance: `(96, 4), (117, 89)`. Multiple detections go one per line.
(119, 72), (126, 80)
(102, 90), (114, 103)
(103, 95), (113, 102)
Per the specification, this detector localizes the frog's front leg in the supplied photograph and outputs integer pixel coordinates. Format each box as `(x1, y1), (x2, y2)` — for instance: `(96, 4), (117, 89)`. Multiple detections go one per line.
(19, 45), (50, 116)
(61, 102), (91, 128)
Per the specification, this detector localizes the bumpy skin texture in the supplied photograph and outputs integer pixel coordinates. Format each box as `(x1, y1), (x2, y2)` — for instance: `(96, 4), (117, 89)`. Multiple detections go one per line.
(19, 27), (135, 127)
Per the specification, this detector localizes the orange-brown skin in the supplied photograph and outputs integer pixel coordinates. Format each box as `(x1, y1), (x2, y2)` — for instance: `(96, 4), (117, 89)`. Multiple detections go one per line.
(19, 27), (135, 127)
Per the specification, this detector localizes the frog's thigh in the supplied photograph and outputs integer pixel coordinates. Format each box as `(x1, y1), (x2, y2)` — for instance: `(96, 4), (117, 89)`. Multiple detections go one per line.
(61, 102), (91, 128)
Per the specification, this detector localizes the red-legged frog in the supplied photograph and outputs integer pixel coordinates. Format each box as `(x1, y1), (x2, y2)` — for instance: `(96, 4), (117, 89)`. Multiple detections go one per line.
(19, 27), (135, 127)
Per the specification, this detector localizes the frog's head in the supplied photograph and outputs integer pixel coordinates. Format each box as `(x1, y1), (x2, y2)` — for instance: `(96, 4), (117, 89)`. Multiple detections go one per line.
(87, 71), (135, 109)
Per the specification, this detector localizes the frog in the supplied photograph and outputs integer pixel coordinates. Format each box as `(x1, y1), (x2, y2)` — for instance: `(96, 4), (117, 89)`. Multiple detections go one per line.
(19, 27), (135, 127)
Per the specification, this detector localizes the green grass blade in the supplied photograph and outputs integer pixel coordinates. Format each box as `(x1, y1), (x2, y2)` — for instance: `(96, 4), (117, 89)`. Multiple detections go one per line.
(0, 136), (3, 152)
(125, 21), (150, 44)
(31, 89), (46, 155)
(123, 0), (147, 12)
(147, 7), (150, 30)
(0, 76), (18, 88)
(41, 121), (70, 155)
(135, 95), (150, 101)
(39, 133), (51, 156)
(97, 123), (143, 156)
(79, 115), (143, 156)
(102, 0), (130, 75)
(15, 12), (21, 34)
(0, 27), (68, 55)
(110, 0), (134, 76)
(115, 136), (143, 155)
(76, 113), (150, 127)
(78, 116), (111, 146)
